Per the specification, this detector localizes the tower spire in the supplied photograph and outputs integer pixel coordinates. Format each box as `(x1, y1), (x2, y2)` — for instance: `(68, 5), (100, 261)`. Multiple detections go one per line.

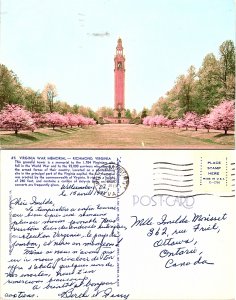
(116, 37), (123, 55)
(114, 37), (125, 118)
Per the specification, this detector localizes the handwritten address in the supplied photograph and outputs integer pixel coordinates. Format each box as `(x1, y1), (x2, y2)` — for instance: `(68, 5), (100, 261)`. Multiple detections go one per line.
(130, 212), (227, 268)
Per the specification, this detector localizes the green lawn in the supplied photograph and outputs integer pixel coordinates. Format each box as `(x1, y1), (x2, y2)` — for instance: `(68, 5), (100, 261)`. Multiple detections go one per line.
(0, 124), (234, 149)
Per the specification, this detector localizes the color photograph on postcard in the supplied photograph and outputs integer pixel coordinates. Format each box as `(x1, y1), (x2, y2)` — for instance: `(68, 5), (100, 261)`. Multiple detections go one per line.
(0, 0), (234, 149)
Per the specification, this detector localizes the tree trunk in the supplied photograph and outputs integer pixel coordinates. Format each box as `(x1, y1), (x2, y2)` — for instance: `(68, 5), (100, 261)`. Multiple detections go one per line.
(224, 128), (227, 135)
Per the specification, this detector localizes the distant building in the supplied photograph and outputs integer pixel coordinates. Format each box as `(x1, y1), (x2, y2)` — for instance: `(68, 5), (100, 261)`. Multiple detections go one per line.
(104, 38), (129, 124)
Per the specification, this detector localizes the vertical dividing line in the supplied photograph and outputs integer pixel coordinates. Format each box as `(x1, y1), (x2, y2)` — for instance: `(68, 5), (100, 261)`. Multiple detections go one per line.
(200, 156), (203, 186)
(116, 195), (120, 287)
(9, 191), (12, 255)
(225, 156), (228, 187)
(116, 158), (121, 287)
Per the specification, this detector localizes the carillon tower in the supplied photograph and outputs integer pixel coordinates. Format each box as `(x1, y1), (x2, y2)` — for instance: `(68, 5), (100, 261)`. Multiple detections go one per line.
(114, 38), (125, 118)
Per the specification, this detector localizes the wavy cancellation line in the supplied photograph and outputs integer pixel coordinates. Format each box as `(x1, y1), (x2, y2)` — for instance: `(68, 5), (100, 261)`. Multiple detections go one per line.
(153, 167), (194, 171)
(232, 177), (235, 192)
(154, 183), (194, 187)
(154, 188), (193, 193)
(153, 172), (193, 177)
(231, 170), (235, 189)
(153, 178), (193, 182)
(153, 162), (193, 166)
(153, 193), (213, 198)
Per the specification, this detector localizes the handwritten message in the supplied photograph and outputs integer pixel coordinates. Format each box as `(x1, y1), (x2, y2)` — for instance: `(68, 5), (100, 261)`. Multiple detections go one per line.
(6, 192), (129, 299)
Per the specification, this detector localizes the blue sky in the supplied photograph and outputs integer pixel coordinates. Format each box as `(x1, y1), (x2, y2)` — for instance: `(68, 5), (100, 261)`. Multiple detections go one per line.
(1, 0), (235, 112)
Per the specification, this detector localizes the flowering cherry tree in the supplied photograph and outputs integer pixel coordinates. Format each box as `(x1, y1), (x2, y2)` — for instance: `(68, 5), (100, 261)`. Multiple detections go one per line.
(86, 118), (96, 125)
(200, 114), (212, 132)
(142, 115), (168, 127)
(31, 113), (46, 128)
(142, 116), (152, 126)
(166, 119), (176, 128)
(65, 113), (78, 128)
(148, 117), (156, 127)
(176, 119), (186, 129)
(183, 112), (201, 131)
(154, 115), (168, 127)
(45, 112), (66, 129)
(0, 104), (36, 134)
(76, 115), (86, 127)
(80, 116), (96, 126)
(60, 114), (69, 128)
(209, 100), (235, 134)
(43, 112), (96, 129)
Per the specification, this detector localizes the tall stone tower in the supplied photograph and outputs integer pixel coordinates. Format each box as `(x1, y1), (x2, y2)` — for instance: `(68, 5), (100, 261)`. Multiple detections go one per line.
(114, 38), (125, 118)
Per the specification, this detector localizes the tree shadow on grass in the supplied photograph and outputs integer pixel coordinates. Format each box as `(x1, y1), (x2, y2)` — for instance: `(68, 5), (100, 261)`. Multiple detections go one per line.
(53, 129), (71, 133)
(0, 133), (39, 142)
(16, 133), (39, 141)
(0, 137), (10, 143)
(66, 127), (80, 131)
(214, 133), (234, 138)
(53, 128), (81, 134)
(34, 132), (49, 137)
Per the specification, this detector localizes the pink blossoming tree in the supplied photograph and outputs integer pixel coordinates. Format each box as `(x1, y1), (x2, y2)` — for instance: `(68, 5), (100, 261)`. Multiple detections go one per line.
(142, 115), (168, 127)
(0, 104), (36, 134)
(76, 115), (87, 127)
(31, 112), (46, 128)
(209, 100), (235, 134)
(142, 116), (152, 126)
(45, 112), (66, 129)
(166, 119), (176, 128)
(183, 112), (201, 131)
(176, 119), (185, 129)
(65, 113), (78, 128)
(200, 114), (212, 132)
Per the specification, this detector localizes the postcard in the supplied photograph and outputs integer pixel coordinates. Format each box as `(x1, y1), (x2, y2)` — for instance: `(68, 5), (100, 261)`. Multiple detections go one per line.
(0, 149), (235, 299)
(0, 0), (235, 300)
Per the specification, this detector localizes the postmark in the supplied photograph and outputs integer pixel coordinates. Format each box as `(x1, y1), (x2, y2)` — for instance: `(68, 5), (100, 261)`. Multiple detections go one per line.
(94, 162), (129, 198)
